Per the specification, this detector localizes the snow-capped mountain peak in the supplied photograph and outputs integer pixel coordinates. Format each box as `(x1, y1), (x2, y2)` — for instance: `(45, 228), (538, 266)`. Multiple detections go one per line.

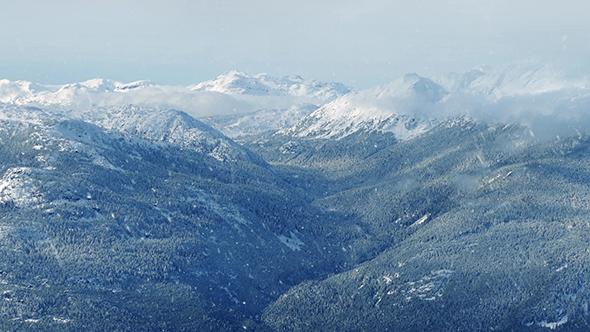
(188, 70), (270, 95)
(77, 78), (118, 91)
(188, 70), (352, 100)
(368, 73), (448, 102)
(280, 73), (446, 140)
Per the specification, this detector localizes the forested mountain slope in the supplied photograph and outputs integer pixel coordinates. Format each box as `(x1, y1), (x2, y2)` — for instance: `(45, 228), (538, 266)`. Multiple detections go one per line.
(246, 121), (590, 331)
(0, 105), (360, 331)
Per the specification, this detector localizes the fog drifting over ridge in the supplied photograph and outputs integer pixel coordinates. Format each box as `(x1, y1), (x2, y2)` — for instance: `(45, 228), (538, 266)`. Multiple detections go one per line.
(437, 65), (590, 141)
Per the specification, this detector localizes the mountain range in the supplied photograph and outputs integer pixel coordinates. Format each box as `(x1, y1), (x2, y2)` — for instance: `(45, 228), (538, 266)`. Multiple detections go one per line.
(3, 64), (588, 141)
(1, 64), (590, 331)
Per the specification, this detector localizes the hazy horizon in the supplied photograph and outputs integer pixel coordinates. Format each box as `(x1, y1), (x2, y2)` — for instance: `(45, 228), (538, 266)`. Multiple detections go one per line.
(1, 0), (589, 88)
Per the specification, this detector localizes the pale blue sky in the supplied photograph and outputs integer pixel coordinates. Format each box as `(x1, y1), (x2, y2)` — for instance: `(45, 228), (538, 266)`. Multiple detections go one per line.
(1, 0), (589, 87)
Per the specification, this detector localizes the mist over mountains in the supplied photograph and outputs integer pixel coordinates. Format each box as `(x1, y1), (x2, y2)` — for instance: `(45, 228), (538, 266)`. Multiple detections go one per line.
(283, 64), (590, 142)
(3, 63), (589, 141)
(2, 63), (590, 331)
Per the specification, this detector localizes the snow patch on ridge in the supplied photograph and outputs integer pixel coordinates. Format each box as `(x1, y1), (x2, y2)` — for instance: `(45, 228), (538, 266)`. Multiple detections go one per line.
(402, 269), (453, 301)
(0, 167), (44, 207)
(535, 315), (569, 330)
(410, 213), (430, 227)
(277, 231), (305, 251)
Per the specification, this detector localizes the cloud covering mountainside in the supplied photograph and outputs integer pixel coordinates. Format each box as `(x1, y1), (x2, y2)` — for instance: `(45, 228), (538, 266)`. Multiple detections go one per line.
(282, 64), (590, 142)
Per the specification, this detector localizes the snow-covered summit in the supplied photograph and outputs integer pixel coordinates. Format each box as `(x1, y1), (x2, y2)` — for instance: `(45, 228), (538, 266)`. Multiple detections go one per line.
(188, 70), (272, 95)
(188, 70), (352, 100)
(74, 78), (118, 92)
(281, 73), (446, 140)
